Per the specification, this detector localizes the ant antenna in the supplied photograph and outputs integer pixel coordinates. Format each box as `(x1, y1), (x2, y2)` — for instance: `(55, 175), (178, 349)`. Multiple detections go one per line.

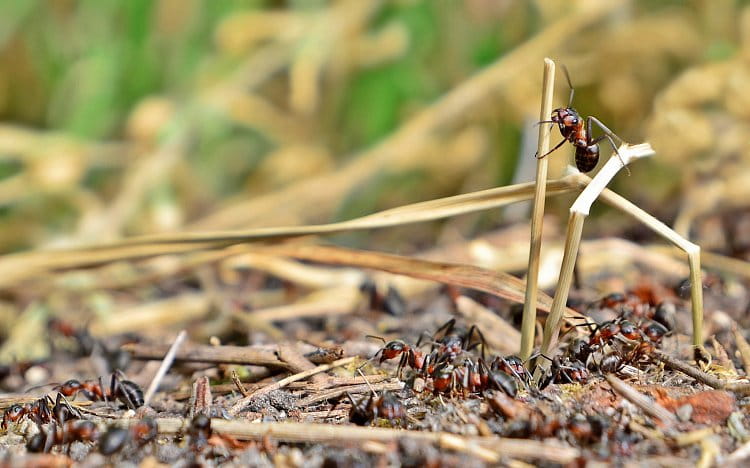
(365, 335), (386, 344)
(561, 65), (575, 107)
(356, 368), (377, 397)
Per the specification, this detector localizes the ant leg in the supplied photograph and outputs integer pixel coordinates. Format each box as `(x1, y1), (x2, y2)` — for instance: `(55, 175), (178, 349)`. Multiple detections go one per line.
(587, 116), (630, 175)
(433, 318), (456, 342)
(536, 138), (567, 159)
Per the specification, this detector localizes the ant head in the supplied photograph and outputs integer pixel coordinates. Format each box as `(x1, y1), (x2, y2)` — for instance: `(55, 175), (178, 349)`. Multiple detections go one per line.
(55, 379), (82, 394)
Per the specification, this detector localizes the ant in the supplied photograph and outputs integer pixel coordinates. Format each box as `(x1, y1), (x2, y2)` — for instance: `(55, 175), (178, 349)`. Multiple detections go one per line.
(431, 318), (487, 362)
(367, 337), (427, 379)
(538, 356), (589, 390)
(346, 391), (406, 427)
(54, 372), (144, 409)
(98, 417), (158, 455)
(2, 393), (82, 430)
(26, 420), (99, 453)
(537, 66), (629, 174)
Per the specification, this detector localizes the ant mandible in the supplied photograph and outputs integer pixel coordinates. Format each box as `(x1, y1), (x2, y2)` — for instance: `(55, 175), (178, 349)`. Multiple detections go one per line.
(537, 66), (630, 175)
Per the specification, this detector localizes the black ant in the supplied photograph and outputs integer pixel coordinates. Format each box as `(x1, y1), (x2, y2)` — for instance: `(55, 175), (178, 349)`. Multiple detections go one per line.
(432, 318), (487, 362)
(26, 420), (99, 453)
(538, 355), (589, 390)
(54, 372), (144, 409)
(537, 66), (629, 174)
(346, 391), (406, 427)
(98, 417), (158, 455)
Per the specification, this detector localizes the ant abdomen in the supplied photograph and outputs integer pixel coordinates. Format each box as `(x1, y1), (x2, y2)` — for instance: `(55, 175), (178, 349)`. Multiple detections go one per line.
(575, 144), (599, 173)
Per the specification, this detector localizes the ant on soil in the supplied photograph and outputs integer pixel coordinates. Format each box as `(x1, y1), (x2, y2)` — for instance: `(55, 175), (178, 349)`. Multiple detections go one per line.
(53, 372), (144, 409)
(536, 66), (630, 175)
(98, 417), (158, 455)
(2, 393), (82, 430)
(26, 420), (99, 453)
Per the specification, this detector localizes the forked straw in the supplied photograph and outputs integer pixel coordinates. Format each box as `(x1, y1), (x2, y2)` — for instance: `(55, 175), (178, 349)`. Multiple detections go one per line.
(535, 144), (654, 380)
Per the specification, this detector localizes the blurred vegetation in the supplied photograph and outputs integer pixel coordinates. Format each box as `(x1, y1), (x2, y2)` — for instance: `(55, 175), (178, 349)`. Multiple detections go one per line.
(1, 0), (750, 253)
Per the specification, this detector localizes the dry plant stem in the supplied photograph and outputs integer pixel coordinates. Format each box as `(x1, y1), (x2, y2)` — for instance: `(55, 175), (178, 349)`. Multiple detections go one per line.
(228, 356), (355, 416)
(594, 185), (704, 347)
(297, 381), (404, 407)
(122, 343), (293, 369)
(142, 330), (186, 406)
(129, 419), (581, 464)
(651, 350), (750, 395)
(732, 324), (750, 374)
(537, 144), (655, 377)
(520, 57), (555, 361)
(605, 374), (677, 428)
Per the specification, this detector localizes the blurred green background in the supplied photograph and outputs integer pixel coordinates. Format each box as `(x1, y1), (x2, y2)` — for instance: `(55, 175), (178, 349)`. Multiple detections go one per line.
(0, 0), (749, 256)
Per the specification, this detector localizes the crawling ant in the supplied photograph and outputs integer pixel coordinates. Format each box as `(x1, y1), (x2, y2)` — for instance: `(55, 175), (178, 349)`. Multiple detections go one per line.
(2, 393), (81, 430)
(368, 337), (427, 379)
(538, 356), (589, 390)
(537, 66), (629, 174)
(432, 318), (487, 362)
(26, 420), (99, 453)
(54, 372), (144, 409)
(98, 418), (158, 455)
(347, 391), (406, 427)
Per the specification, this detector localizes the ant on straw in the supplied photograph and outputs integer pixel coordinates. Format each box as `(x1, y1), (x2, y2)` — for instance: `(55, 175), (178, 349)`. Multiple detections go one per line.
(536, 66), (630, 175)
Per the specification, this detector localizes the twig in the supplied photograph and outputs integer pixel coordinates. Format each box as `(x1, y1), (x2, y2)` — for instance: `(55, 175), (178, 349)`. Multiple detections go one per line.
(278, 344), (327, 384)
(652, 350), (750, 395)
(123, 342), (292, 369)
(228, 356), (356, 416)
(605, 374), (677, 428)
(520, 57), (555, 360)
(732, 323), (750, 375)
(231, 370), (249, 397)
(142, 330), (186, 406)
(297, 381), (404, 407)
(126, 418), (581, 464)
(188, 376), (212, 419)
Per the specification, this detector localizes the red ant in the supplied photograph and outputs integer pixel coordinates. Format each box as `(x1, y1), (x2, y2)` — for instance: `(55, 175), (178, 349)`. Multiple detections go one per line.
(2, 393), (81, 430)
(26, 420), (99, 453)
(430, 359), (518, 398)
(54, 373), (144, 409)
(537, 66), (629, 174)
(98, 417), (158, 455)
(368, 337), (427, 379)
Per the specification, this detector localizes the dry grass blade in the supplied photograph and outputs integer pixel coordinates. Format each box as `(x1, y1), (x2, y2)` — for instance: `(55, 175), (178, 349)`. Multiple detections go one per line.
(0, 177), (587, 288)
(259, 243), (585, 320)
(521, 57), (555, 360)
(125, 418), (581, 464)
(605, 374), (677, 428)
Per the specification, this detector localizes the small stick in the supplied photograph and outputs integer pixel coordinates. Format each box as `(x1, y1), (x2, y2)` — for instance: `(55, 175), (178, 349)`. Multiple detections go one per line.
(278, 344), (327, 384)
(297, 381), (404, 407)
(228, 356), (356, 416)
(125, 418), (581, 464)
(123, 342), (293, 369)
(231, 370), (249, 397)
(520, 57), (555, 360)
(732, 324), (750, 375)
(143, 330), (186, 406)
(651, 349), (750, 395)
(605, 374), (677, 428)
